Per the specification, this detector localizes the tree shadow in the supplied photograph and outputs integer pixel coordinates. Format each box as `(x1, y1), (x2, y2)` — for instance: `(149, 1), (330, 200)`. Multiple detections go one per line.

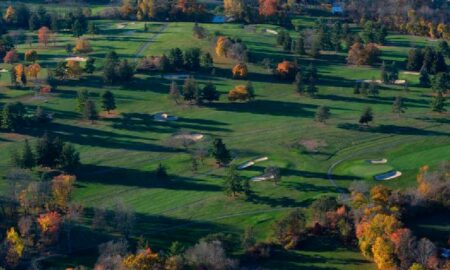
(337, 123), (450, 136)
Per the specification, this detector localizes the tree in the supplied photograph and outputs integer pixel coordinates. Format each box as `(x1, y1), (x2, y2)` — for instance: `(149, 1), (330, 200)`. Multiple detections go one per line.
(60, 144), (80, 173)
(101, 90), (116, 113)
(359, 107), (373, 126)
(347, 42), (380, 66)
(73, 38), (92, 53)
(315, 106), (330, 123)
(168, 48), (184, 70)
(432, 72), (449, 93)
(201, 82), (220, 103)
(3, 49), (19, 64)
(52, 174), (76, 209)
(83, 100), (98, 123)
(19, 140), (35, 169)
(202, 52), (214, 71)
(184, 47), (201, 70)
(182, 76), (199, 104)
(5, 227), (24, 269)
(273, 209), (306, 249)
(116, 60), (134, 83)
(26, 63), (41, 79)
(76, 89), (89, 112)
(169, 81), (181, 104)
(224, 0), (245, 19)
(409, 263), (426, 270)
(419, 65), (430, 87)
(241, 226), (256, 250)
(431, 92), (446, 113)
(228, 85), (251, 102)
(155, 163), (168, 180)
(223, 165), (245, 197)
(35, 133), (63, 168)
(4, 6), (16, 24)
(38, 26), (51, 47)
(392, 96), (406, 116)
(66, 60), (83, 79)
(294, 71), (305, 95)
(212, 138), (231, 166)
(72, 19), (84, 37)
(438, 40), (449, 57)
(85, 57), (95, 73)
(295, 36), (306, 55)
(24, 50), (38, 62)
(380, 62), (389, 83)
(232, 63), (248, 79)
(406, 48), (424, 71)
(259, 0), (278, 17)
(276, 61), (297, 80)
(372, 237), (397, 270)
(265, 166), (281, 185)
(306, 81), (318, 97)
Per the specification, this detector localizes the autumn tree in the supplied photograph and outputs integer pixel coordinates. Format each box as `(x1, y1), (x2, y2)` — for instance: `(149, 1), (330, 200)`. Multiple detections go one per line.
(347, 43), (380, 66)
(259, 0), (278, 18)
(276, 60), (297, 80)
(4, 6), (16, 24)
(101, 90), (116, 113)
(3, 49), (19, 64)
(273, 209), (306, 249)
(52, 174), (76, 210)
(228, 85), (251, 102)
(73, 38), (92, 53)
(66, 60), (83, 79)
(215, 36), (232, 57)
(24, 50), (38, 62)
(26, 63), (41, 79)
(224, 0), (245, 19)
(38, 26), (51, 47)
(37, 211), (62, 245)
(372, 237), (397, 270)
(232, 63), (248, 79)
(123, 248), (163, 269)
(5, 227), (25, 268)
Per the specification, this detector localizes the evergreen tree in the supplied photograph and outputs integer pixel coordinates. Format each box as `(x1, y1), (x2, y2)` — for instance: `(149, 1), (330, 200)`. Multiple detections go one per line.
(72, 19), (84, 37)
(35, 106), (49, 124)
(101, 90), (116, 113)
(380, 62), (389, 83)
(88, 22), (98, 35)
(306, 81), (318, 97)
(155, 163), (168, 180)
(223, 165), (244, 197)
(168, 48), (184, 70)
(294, 71), (304, 95)
(85, 57), (95, 74)
(20, 139), (35, 169)
(83, 100), (98, 123)
(201, 82), (220, 103)
(388, 62), (398, 82)
(368, 81), (379, 96)
(432, 72), (449, 93)
(28, 13), (39, 30)
(184, 48), (201, 70)
(359, 107), (374, 126)
(202, 52), (214, 71)
(159, 54), (171, 72)
(76, 89), (89, 112)
(283, 33), (292, 51)
(310, 36), (321, 58)
(392, 96), (406, 116)
(212, 138), (231, 166)
(103, 62), (116, 84)
(35, 133), (62, 168)
(264, 166), (281, 185)
(60, 143), (80, 173)
(295, 36), (306, 55)
(116, 60), (134, 82)
(419, 65), (430, 87)
(315, 105), (330, 123)
(432, 52), (448, 74)
(406, 48), (423, 71)
(438, 40), (449, 57)
(182, 76), (199, 104)
(361, 82), (369, 96)
(431, 92), (446, 112)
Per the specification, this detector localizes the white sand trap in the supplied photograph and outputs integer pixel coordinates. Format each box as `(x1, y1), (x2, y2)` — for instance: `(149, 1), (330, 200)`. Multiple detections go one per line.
(369, 158), (388, 164)
(403, 71), (419, 75)
(265, 29), (278, 35)
(154, 112), (178, 122)
(356, 79), (383, 84)
(0, 68), (8, 73)
(65, 57), (87, 62)
(251, 174), (275, 182)
(238, 156), (268, 169)
(375, 170), (402, 181)
(116, 23), (126, 29)
(163, 74), (190, 80)
(393, 80), (406, 85)
(173, 133), (204, 141)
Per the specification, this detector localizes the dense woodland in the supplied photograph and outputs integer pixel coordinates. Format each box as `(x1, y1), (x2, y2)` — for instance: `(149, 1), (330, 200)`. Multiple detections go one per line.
(0, 0), (448, 269)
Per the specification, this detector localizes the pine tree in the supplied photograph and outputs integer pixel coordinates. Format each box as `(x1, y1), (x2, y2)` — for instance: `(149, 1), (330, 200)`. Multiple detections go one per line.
(201, 82), (220, 103)
(76, 89), (89, 112)
(60, 143), (80, 173)
(380, 62), (389, 83)
(35, 133), (62, 168)
(20, 139), (35, 169)
(223, 165), (243, 197)
(431, 92), (446, 113)
(306, 81), (318, 97)
(83, 100), (98, 123)
(369, 81), (379, 96)
(432, 72), (449, 93)
(101, 91), (116, 113)
(72, 19), (84, 37)
(212, 138), (231, 166)
(392, 96), (406, 116)
(359, 107), (374, 126)
(419, 65), (430, 87)
(85, 57), (95, 74)
(182, 76), (199, 104)
(294, 71), (304, 95)
(315, 105), (330, 123)
(295, 36), (306, 55)
(202, 52), (214, 71)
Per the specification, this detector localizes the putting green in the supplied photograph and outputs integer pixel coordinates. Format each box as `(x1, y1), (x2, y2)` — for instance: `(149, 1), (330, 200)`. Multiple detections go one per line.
(337, 159), (395, 179)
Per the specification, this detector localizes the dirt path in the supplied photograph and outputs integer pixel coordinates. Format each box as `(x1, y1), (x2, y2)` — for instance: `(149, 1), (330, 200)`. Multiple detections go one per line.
(134, 23), (169, 62)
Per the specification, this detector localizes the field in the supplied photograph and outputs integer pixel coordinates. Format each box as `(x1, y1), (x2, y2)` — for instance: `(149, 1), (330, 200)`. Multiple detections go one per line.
(0, 13), (449, 269)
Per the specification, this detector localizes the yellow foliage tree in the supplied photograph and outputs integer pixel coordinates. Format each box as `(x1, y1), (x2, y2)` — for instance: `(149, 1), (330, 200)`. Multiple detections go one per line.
(52, 174), (76, 210)
(73, 38), (93, 54)
(24, 50), (38, 62)
(26, 63), (41, 79)
(228, 85), (250, 101)
(232, 63), (248, 79)
(66, 60), (83, 79)
(224, 0), (245, 18)
(5, 227), (25, 268)
(4, 6), (15, 23)
(137, 0), (156, 20)
(215, 36), (231, 57)
(37, 211), (62, 233)
(372, 237), (397, 270)
(14, 64), (25, 84)
(123, 248), (162, 270)
(370, 185), (391, 206)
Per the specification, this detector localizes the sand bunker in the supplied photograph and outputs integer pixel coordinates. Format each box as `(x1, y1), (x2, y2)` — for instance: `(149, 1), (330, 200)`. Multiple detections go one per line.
(356, 79), (383, 84)
(369, 158), (388, 164)
(65, 57), (87, 62)
(163, 74), (190, 80)
(393, 80), (406, 85)
(0, 68), (8, 73)
(251, 174), (275, 182)
(375, 170), (402, 180)
(116, 23), (126, 29)
(265, 29), (278, 35)
(403, 71), (419, 75)
(238, 157), (268, 170)
(173, 133), (204, 141)
(154, 112), (178, 122)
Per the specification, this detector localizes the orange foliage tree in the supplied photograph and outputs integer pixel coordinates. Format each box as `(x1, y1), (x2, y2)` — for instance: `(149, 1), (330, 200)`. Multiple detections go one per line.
(3, 6), (16, 23)
(38, 27), (51, 47)
(52, 174), (76, 210)
(276, 60), (297, 80)
(232, 63), (248, 79)
(73, 38), (93, 54)
(228, 85), (251, 101)
(26, 63), (41, 79)
(14, 64), (25, 84)
(37, 212), (62, 234)
(259, 0), (278, 17)
(3, 49), (19, 64)
(66, 60), (83, 79)
(215, 36), (231, 57)
(123, 248), (162, 270)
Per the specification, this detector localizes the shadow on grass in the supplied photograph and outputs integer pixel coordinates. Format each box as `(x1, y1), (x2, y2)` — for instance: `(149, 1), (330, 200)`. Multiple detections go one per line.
(337, 123), (450, 136)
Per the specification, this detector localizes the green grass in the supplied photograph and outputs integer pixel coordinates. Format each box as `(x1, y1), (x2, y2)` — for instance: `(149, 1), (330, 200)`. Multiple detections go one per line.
(335, 159), (394, 179)
(0, 17), (449, 268)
